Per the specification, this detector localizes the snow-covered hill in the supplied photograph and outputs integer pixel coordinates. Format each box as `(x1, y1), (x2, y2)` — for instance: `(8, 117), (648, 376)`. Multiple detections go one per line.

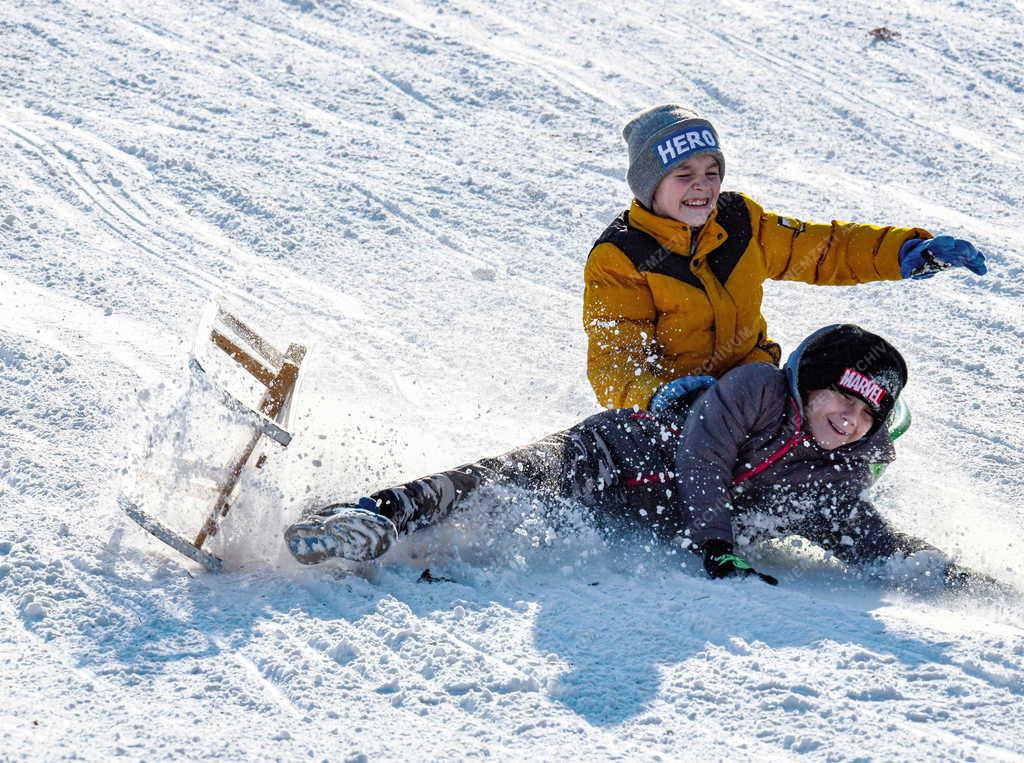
(2, 0), (1023, 759)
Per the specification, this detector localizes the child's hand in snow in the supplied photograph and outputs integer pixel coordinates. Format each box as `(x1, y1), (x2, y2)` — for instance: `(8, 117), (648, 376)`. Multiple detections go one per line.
(701, 539), (778, 586)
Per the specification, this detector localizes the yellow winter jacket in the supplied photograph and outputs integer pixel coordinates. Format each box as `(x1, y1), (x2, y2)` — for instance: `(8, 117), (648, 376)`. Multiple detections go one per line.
(583, 193), (930, 409)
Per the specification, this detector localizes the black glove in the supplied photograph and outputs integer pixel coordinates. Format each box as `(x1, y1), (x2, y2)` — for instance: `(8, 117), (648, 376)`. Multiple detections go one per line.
(943, 563), (1000, 591)
(701, 539), (778, 586)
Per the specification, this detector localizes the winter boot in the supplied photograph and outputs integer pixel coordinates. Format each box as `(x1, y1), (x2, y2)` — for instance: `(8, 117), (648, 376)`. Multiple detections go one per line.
(285, 497), (398, 564)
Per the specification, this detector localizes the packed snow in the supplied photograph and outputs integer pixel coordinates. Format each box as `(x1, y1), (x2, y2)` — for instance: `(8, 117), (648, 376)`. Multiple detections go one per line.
(2, 0), (1023, 759)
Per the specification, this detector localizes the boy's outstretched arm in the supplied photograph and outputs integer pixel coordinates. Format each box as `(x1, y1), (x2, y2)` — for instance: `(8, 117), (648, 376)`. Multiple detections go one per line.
(672, 363), (787, 584)
(750, 194), (930, 285)
(753, 195), (987, 285)
(824, 496), (939, 564)
(827, 497), (998, 590)
(673, 362), (786, 549)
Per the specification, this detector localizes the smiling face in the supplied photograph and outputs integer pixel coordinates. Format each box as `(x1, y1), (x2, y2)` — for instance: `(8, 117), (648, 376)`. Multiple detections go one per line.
(650, 154), (722, 226)
(804, 388), (876, 451)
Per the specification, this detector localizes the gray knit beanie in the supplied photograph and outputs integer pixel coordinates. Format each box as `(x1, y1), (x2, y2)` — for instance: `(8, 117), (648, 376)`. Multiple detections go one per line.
(622, 104), (725, 209)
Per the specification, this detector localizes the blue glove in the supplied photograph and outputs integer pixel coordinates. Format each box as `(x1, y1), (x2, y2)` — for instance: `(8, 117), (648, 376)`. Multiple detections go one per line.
(649, 375), (715, 414)
(899, 235), (987, 280)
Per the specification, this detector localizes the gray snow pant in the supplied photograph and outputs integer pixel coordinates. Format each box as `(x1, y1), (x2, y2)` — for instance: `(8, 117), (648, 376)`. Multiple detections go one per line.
(369, 409), (685, 539)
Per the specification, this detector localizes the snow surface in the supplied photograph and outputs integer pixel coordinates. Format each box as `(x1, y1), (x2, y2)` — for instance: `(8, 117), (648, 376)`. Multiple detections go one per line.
(2, 0), (1024, 759)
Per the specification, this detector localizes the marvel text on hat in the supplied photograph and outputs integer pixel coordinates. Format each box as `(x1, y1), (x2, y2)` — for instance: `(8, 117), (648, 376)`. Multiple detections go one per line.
(837, 368), (887, 407)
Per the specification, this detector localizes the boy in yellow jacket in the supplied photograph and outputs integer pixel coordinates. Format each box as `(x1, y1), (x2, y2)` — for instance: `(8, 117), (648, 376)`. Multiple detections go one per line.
(584, 104), (987, 410)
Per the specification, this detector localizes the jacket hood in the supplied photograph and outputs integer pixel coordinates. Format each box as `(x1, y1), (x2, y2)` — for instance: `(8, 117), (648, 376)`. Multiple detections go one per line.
(783, 324), (841, 404)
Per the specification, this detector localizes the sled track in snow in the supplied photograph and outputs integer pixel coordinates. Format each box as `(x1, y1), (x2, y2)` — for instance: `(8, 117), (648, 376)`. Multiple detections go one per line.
(0, 110), (373, 342)
(0, 112), (227, 296)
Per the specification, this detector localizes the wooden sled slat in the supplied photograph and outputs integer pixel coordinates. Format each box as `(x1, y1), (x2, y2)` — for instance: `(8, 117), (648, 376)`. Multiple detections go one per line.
(124, 303), (306, 571)
(216, 306), (286, 369)
(120, 496), (224, 572)
(210, 330), (277, 388)
(188, 359), (292, 446)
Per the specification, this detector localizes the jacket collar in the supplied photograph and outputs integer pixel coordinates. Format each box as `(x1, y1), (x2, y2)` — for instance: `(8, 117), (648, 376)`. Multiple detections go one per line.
(628, 199), (724, 255)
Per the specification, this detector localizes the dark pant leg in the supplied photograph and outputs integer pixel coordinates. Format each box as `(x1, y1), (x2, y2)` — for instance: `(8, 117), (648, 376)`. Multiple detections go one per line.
(369, 460), (497, 535)
(370, 412), (625, 535)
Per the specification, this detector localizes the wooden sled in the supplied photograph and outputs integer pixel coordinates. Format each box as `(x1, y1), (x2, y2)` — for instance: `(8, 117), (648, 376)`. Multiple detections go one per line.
(122, 305), (306, 571)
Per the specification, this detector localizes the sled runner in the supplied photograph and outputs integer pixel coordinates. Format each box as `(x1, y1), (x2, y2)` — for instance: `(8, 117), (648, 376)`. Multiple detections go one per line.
(121, 304), (306, 572)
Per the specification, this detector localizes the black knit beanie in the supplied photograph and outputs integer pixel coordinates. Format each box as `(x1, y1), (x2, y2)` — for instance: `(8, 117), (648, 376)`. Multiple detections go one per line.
(798, 325), (908, 422)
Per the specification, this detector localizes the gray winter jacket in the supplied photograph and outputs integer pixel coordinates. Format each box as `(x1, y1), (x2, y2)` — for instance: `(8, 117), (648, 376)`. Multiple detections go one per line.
(589, 330), (931, 565)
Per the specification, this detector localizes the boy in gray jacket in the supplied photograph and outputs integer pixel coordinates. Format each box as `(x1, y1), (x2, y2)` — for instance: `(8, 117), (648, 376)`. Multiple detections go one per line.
(285, 325), (972, 588)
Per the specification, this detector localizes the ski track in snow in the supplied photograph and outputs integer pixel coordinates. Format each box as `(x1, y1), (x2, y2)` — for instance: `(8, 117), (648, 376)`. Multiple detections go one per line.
(2, 0), (1023, 759)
